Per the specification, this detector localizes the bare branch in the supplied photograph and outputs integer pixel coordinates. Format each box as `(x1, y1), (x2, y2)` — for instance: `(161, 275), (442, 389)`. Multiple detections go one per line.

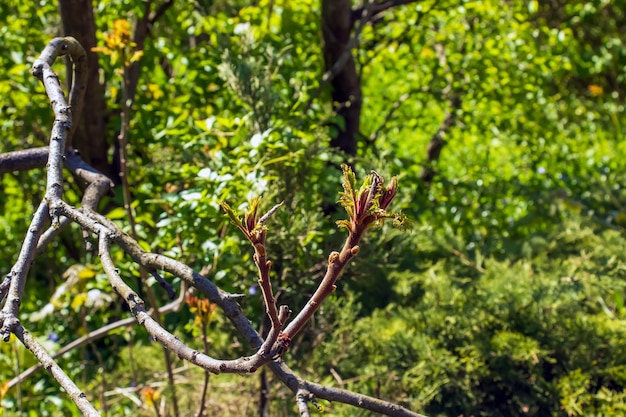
(270, 361), (424, 417)
(8, 288), (186, 390)
(0, 37), (423, 417)
(0, 201), (49, 337)
(149, 0), (174, 27)
(352, 0), (422, 23)
(369, 92), (411, 143)
(0, 147), (49, 174)
(13, 322), (100, 416)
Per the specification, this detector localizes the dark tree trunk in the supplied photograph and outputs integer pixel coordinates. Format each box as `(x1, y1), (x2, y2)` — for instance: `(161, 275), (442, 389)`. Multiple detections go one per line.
(58, 0), (111, 178)
(321, 0), (361, 156)
(420, 96), (461, 186)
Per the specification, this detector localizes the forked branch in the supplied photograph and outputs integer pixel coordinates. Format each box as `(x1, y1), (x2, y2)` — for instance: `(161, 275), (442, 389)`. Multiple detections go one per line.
(0, 37), (420, 417)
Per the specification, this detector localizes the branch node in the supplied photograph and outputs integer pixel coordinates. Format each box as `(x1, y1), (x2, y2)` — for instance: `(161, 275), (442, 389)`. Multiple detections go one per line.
(328, 251), (340, 263)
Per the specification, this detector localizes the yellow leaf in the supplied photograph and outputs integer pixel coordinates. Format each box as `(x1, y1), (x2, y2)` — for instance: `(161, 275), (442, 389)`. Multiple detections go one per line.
(420, 47), (435, 59)
(78, 268), (97, 280)
(129, 50), (144, 64)
(147, 83), (163, 100)
(71, 293), (88, 311)
(91, 46), (113, 55)
(587, 84), (603, 97)
(0, 381), (9, 402)
(142, 387), (160, 407)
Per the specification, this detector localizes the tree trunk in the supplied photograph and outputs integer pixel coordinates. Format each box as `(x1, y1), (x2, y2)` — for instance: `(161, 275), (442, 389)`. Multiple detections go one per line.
(321, 0), (361, 156)
(58, 0), (111, 178)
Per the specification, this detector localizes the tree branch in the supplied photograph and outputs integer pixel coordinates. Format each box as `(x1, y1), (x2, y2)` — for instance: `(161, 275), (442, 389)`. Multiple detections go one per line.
(13, 321), (100, 416)
(0, 37), (422, 417)
(352, 0), (422, 24)
(0, 147), (49, 174)
(8, 288), (186, 390)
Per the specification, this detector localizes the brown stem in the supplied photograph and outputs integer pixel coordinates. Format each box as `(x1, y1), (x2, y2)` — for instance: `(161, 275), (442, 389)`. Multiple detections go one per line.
(13, 322), (100, 416)
(195, 323), (211, 417)
(283, 228), (363, 339)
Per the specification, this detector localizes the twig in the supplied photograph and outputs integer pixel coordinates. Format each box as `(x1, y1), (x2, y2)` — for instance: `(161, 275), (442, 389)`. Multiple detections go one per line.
(0, 201), (49, 337)
(194, 320), (211, 417)
(270, 361), (425, 417)
(13, 321), (100, 416)
(8, 290), (186, 390)
(0, 147), (49, 174)
(117, 17), (180, 413)
(149, 0), (174, 28)
(150, 270), (176, 300)
(351, 0), (422, 24)
(369, 92), (410, 143)
(296, 389), (312, 417)
(221, 199), (292, 357)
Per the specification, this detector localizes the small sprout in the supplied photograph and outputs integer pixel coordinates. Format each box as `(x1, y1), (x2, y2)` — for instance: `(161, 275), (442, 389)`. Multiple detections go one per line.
(350, 245), (360, 255)
(328, 251), (340, 263)
(220, 197), (282, 246)
(336, 165), (405, 232)
(245, 196), (261, 233)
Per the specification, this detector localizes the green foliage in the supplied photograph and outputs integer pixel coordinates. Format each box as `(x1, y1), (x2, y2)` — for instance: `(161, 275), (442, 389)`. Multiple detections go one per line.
(312, 217), (626, 416)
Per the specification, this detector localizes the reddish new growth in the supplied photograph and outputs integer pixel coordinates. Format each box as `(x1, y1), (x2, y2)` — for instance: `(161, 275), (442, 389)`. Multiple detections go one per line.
(337, 165), (405, 234)
(220, 198), (288, 355)
(220, 166), (404, 355)
(283, 166), (404, 340)
(220, 197), (283, 247)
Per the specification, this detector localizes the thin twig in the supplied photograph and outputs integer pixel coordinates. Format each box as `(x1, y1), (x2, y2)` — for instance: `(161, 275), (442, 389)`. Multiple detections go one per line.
(13, 321), (100, 416)
(296, 389), (312, 417)
(369, 92), (410, 143)
(194, 322), (211, 417)
(8, 290), (186, 390)
(351, 0), (422, 24)
(1, 37), (426, 417)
